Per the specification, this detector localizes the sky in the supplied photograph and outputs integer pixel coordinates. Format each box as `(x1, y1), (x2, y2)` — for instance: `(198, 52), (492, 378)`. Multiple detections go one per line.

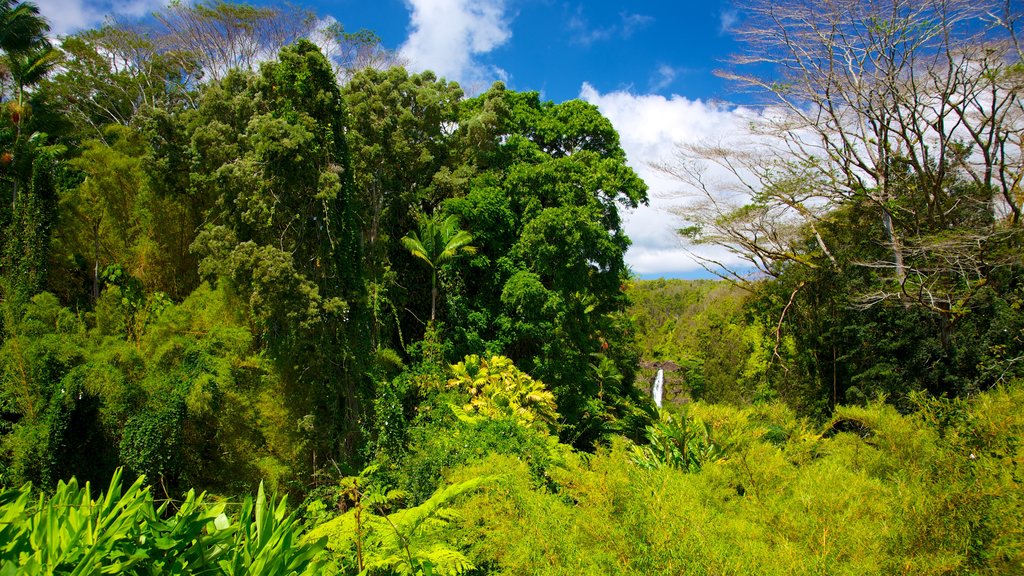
(39, 0), (759, 279)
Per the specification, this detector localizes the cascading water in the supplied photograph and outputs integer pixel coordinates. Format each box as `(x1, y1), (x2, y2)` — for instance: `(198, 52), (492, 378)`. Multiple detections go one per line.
(652, 368), (664, 409)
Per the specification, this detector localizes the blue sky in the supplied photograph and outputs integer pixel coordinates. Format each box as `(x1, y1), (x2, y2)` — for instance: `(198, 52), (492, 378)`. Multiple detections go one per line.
(41, 0), (758, 279)
(323, 0), (742, 103)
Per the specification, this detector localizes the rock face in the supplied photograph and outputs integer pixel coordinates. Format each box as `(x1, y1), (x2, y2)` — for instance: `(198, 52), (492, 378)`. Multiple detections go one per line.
(640, 360), (679, 372)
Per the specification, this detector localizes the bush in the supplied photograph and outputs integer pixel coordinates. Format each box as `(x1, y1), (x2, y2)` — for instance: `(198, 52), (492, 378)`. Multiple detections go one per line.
(440, 384), (1024, 574)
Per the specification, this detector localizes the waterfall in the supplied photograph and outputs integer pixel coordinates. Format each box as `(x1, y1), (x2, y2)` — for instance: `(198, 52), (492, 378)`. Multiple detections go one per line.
(652, 369), (664, 408)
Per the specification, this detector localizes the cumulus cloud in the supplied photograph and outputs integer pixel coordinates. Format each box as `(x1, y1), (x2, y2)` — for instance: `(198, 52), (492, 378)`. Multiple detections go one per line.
(579, 83), (758, 277)
(39, 0), (170, 36)
(399, 0), (512, 90)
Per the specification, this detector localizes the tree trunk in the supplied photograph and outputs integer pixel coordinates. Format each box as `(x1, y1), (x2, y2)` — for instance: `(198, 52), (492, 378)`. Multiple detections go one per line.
(92, 220), (101, 301)
(430, 272), (437, 322)
(880, 205), (906, 286)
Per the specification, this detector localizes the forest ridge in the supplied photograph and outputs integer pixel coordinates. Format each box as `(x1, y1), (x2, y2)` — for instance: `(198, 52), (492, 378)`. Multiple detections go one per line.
(0, 0), (1022, 574)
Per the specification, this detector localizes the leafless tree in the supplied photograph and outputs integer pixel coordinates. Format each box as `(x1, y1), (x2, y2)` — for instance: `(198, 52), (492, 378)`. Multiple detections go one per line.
(50, 1), (404, 133)
(664, 0), (1023, 319)
(312, 20), (404, 85)
(154, 1), (317, 82)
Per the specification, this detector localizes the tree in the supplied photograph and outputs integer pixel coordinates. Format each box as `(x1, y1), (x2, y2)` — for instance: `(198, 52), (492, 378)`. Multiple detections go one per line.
(0, 0), (58, 198)
(0, 0), (47, 57)
(43, 24), (200, 140)
(401, 214), (476, 322)
(3, 146), (58, 298)
(661, 0), (1024, 403)
(0, 0), (56, 119)
(670, 0), (1022, 301)
(154, 0), (316, 83)
(5, 41), (57, 107)
(316, 21), (402, 84)
(188, 39), (369, 461)
(444, 84), (653, 446)
(342, 67), (464, 349)
(152, 1), (400, 86)
(0, 2), (64, 303)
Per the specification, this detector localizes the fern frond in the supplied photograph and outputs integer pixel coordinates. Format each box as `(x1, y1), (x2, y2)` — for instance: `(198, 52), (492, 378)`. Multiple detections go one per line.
(420, 545), (475, 576)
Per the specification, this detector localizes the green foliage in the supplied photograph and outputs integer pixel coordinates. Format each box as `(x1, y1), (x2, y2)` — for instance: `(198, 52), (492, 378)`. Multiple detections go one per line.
(5, 11), (1021, 576)
(444, 84), (651, 448)
(217, 482), (327, 575)
(627, 279), (759, 404)
(395, 390), (565, 503)
(631, 410), (723, 472)
(57, 125), (199, 302)
(445, 383), (1024, 574)
(186, 38), (368, 462)
(341, 67), (465, 352)
(0, 468), (326, 575)
(448, 354), (558, 433)
(401, 214), (476, 322)
(307, 468), (492, 576)
(3, 147), (60, 299)
(0, 280), (313, 495)
(743, 199), (1024, 417)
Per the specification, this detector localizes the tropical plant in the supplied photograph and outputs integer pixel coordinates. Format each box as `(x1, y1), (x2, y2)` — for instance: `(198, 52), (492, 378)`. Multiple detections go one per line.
(215, 482), (328, 576)
(6, 39), (58, 104)
(401, 214), (476, 322)
(631, 410), (723, 472)
(307, 467), (493, 576)
(449, 354), (559, 433)
(0, 468), (326, 575)
(0, 1), (48, 57)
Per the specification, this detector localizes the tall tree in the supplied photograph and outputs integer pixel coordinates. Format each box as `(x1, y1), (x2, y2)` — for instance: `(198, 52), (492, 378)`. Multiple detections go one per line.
(0, 1), (62, 300)
(189, 39), (368, 461)
(342, 67), (464, 350)
(445, 84), (653, 446)
(663, 0), (1024, 405)
(671, 0), (1022, 308)
(0, 0), (47, 57)
(154, 0), (315, 83)
(401, 214), (475, 322)
(42, 24), (200, 141)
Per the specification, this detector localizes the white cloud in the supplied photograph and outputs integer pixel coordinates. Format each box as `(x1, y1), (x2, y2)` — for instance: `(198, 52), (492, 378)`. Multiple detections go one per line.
(619, 12), (653, 38)
(651, 64), (677, 91)
(568, 8), (653, 46)
(399, 0), (512, 90)
(38, 0), (102, 36)
(579, 83), (758, 277)
(39, 0), (170, 36)
(649, 64), (696, 92)
(719, 8), (739, 34)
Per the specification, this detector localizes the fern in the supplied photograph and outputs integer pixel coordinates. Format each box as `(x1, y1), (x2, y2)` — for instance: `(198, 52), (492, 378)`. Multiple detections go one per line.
(309, 471), (495, 576)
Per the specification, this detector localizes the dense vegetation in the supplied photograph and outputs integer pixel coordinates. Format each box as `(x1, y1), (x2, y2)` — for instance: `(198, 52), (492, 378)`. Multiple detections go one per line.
(0, 0), (1021, 574)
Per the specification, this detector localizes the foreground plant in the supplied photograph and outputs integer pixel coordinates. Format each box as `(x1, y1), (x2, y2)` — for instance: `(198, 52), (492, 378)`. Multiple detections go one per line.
(307, 466), (494, 576)
(0, 468), (325, 575)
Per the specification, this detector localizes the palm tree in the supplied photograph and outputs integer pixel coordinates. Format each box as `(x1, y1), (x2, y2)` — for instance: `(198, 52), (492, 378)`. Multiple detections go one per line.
(401, 214), (476, 322)
(0, 1), (56, 206)
(0, 0), (49, 56)
(0, 1), (57, 106)
(8, 41), (58, 105)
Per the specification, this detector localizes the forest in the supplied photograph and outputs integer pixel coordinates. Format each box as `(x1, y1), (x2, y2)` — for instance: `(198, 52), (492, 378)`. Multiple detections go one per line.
(0, 0), (1021, 574)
